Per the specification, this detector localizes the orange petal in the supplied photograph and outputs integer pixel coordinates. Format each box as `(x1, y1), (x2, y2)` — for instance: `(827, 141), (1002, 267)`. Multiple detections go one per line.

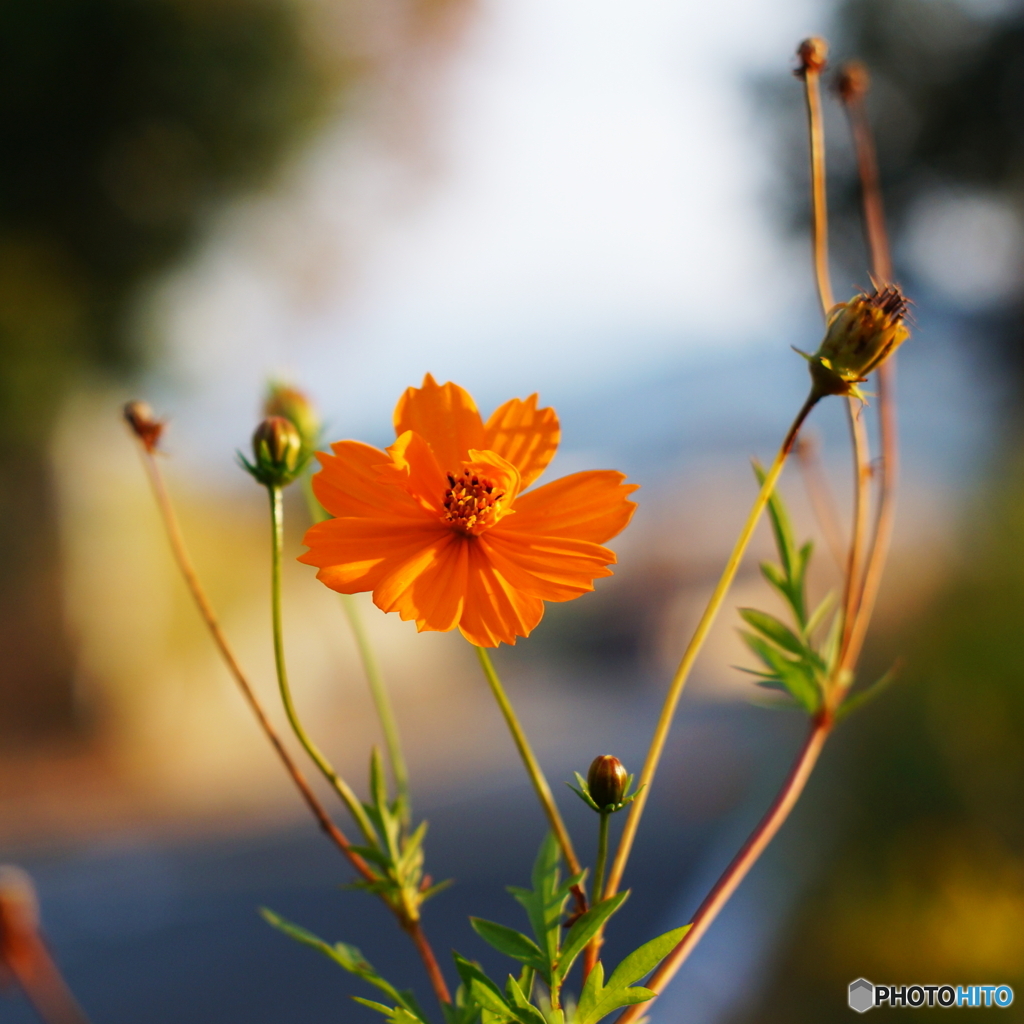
(481, 529), (616, 603)
(457, 541), (545, 647)
(393, 374), (485, 472)
(312, 441), (424, 520)
(299, 516), (447, 594)
(376, 531), (470, 634)
(378, 430), (449, 514)
(510, 471), (639, 543)
(483, 395), (560, 488)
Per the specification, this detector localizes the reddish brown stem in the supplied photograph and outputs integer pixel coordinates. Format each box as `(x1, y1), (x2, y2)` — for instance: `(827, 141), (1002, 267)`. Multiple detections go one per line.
(615, 716), (833, 1023)
(131, 438), (452, 1007)
(405, 920), (452, 1004)
(0, 868), (91, 1024)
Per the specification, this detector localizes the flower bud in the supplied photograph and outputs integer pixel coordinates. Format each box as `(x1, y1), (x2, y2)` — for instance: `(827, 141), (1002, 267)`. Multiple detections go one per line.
(836, 60), (869, 104)
(245, 415), (304, 487)
(795, 37), (828, 77)
(123, 400), (164, 452)
(805, 285), (911, 400)
(587, 755), (628, 810)
(264, 383), (320, 456)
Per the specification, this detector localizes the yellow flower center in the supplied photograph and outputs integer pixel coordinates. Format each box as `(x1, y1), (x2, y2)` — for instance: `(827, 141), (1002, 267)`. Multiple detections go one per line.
(442, 469), (504, 535)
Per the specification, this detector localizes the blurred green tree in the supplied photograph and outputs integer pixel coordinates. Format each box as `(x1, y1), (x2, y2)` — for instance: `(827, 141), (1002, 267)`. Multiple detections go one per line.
(0, 0), (328, 738)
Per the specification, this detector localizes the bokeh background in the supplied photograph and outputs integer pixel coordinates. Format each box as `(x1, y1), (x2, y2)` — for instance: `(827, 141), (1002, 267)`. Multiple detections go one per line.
(0, 0), (1020, 1020)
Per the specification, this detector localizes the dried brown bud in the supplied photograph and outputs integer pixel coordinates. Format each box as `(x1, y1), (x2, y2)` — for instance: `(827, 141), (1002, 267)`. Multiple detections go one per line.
(795, 37), (829, 77)
(836, 60), (870, 104)
(587, 755), (628, 810)
(123, 400), (164, 452)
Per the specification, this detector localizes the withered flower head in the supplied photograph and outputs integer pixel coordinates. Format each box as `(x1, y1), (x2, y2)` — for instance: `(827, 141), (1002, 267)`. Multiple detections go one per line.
(836, 60), (869, 104)
(795, 37), (828, 77)
(804, 285), (911, 401)
(123, 401), (164, 453)
(243, 415), (305, 488)
(264, 383), (320, 457)
(587, 755), (629, 811)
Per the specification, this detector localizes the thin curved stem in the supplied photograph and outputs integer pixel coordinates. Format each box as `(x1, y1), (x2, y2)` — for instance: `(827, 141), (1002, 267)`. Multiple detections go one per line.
(840, 363), (898, 685)
(838, 66), (899, 698)
(304, 478), (410, 812)
(840, 399), (872, 661)
(268, 485), (378, 845)
(582, 810), (612, 980)
(615, 715), (832, 1023)
(604, 392), (819, 901)
(133, 444), (375, 881)
(795, 434), (846, 571)
(474, 645), (586, 912)
(804, 64), (834, 315)
(340, 593), (410, 815)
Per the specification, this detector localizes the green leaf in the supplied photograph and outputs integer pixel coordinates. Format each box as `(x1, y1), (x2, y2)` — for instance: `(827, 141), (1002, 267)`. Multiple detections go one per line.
(804, 590), (836, 639)
(606, 926), (689, 989)
(740, 633), (820, 712)
(554, 891), (629, 982)
(753, 462), (798, 581)
(836, 663), (900, 721)
(738, 608), (806, 656)
(261, 909), (429, 1023)
(574, 926), (689, 1024)
(470, 918), (547, 972)
(507, 833), (576, 977)
(504, 975), (547, 1024)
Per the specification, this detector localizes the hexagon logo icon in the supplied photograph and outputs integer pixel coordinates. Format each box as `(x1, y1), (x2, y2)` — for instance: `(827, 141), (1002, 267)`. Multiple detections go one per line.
(849, 978), (874, 1013)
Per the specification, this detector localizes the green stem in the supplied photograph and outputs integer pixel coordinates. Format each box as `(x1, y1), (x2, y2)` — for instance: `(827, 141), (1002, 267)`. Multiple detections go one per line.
(341, 593), (410, 818)
(604, 391), (819, 900)
(593, 812), (610, 907)
(303, 475), (410, 816)
(474, 646), (582, 878)
(268, 485), (377, 845)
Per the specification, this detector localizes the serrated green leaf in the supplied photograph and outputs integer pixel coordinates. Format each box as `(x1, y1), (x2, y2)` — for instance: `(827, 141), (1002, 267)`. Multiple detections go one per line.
(471, 918), (547, 972)
(573, 925), (688, 1024)
(554, 891), (628, 983)
(507, 833), (573, 976)
(504, 976), (547, 1024)
(738, 608), (806, 655)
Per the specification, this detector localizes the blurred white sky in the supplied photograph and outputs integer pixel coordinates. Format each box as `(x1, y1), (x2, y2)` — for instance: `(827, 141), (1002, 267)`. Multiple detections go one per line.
(146, 0), (831, 460)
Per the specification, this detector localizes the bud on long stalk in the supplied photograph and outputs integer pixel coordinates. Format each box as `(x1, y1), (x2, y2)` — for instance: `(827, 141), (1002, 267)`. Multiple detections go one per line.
(587, 755), (628, 810)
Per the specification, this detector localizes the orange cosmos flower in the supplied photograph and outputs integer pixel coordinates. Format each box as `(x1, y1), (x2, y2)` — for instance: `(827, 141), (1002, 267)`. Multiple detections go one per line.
(299, 375), (638, 647)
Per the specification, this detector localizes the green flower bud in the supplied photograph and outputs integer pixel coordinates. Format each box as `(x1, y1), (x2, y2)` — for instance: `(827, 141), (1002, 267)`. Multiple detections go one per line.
(264, 382), (320, 457)
(242, 415), (304, 487)
(804, 285), (911, 401)
(587, 755), (628, 811)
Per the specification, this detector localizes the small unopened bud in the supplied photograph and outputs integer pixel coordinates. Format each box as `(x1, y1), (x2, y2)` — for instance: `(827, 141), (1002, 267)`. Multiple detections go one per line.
(588, 755), (628, 811)
(836, 60), (869, 104)
(243, 416), (304, 487)
(123, 400), (164, 452)
(795, 37), (828, 77)
(804, 285), (911, 400)
(264, 383), (320, 456)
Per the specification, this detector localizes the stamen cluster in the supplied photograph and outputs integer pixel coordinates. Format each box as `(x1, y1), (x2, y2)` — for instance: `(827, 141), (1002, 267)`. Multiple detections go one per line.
(442, 469), (503, 535)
